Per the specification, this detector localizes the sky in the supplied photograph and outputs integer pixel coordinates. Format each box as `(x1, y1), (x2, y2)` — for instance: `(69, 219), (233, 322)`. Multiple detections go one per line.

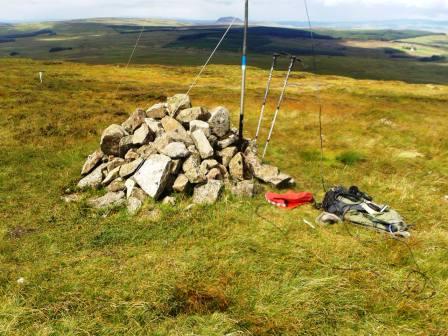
(1, 0), (447, 22)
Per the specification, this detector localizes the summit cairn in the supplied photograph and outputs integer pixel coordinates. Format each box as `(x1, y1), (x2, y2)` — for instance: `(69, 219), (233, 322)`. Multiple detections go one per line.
(76, 94), (294, 214)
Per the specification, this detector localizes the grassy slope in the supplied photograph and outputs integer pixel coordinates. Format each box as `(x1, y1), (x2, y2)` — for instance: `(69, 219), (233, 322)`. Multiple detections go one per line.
(0, 58), (448, 335)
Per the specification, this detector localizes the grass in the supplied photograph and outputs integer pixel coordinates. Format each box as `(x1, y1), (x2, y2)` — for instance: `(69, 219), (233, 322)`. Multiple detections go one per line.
(336, 151), (366, 166)
(0, 58), (448, 335)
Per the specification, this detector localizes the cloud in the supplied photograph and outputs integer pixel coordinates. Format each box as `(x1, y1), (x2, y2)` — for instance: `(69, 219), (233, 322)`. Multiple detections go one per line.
(320, 0), (448, 8)
(0, 0), (447, 22)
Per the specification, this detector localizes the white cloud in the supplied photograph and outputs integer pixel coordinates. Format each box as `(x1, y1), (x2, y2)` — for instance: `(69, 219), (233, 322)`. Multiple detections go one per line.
(320, 0), (448, 9)
(0, 0), (447, 22)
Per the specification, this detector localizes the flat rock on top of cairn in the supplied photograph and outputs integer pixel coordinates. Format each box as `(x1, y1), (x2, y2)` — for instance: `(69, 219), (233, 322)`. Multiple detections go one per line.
(146, 103), (167, 119)
(77, 94), (295, 211)
(177, 107), (209, 124)
(167, 94), (192, 117)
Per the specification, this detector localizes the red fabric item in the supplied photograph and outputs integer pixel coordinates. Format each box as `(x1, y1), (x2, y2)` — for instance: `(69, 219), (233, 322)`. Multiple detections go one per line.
(265, 191), (314, 209)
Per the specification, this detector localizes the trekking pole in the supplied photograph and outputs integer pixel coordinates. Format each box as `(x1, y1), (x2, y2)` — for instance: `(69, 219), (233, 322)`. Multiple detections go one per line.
(254, 53), (280, 143)
(261, 56), (298, 161)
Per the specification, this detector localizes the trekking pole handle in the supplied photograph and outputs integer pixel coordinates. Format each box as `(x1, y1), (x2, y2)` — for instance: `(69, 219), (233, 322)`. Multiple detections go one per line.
(289, 56), (299, 70)
(272, 53), (281, 68)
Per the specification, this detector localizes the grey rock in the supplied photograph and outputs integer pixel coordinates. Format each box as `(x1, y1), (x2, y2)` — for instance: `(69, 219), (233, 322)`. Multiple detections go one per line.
(78, 164), (106, 190)
(119, 158), (144, 178)
(105, 158), (125, 173)
(122, 108), (146, 133)
(88, 191), (125, 209)
(167, 130), (194, 146)
(107, 178), (126, 192)
(244, 151), (262, 173)
(161, 142), (190, 159)
(143, 208), (162, 222)
(208, 106), (230, 138)
(229, 152), (246, 181)
(173, 174), (190, 193)
(102, 166), (121, 186)
(199, 159), (219, 176)
(125, 178), (136, 199)
(177, 107), (209, 124)
(207, 168), (223, 181)
(191, 130), (214, 159)
(154, 133), (175, 153)
(146, 103), (167, 119)
(254, 164), (279, 183)
(100, 124), (127, 156)
(207, 135), (218, 148)
(167, 94), (191, 117)
(269, 173), (296, 189)
(132, 123), (153, 146)
(127, 197), (143, 216)
(189, 120), (211, 137)
(193, 180), (224, 205)
(217, 164), (230, 180)
(245, 152), (294, 187)
(118, 135), (135, 158)
(183, 153), (205, 184)
(218, 146), (238, 167)
(246, 139), (258, 156)
(137, 144), (158, 159)
(129, 187), (147, 202)
(124, 149), (140, 162)
(145, 118), (164, 137)
(161, 116), (185, 133)
(188, 145), (199, 155)
(161, 117), (193, 145)
(162, 196), (176, 206)
(217, 133), (238, 149)
(134, 154), (172, 200)
(170, 159), (183, 175)
(81, 149), (103, 176)
(61, 193), (83, 203)
(231, 180), (259, 198)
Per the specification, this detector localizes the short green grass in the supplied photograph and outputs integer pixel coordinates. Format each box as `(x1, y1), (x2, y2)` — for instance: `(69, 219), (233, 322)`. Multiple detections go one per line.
(0, 58), (448, 335)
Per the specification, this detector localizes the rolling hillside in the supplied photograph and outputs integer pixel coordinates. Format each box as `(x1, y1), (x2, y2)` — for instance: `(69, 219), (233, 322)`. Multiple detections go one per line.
(0, 19), (447, 84)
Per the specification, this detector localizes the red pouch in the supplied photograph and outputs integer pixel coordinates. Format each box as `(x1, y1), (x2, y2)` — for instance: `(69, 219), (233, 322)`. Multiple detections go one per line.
(265, 191), (314, 209)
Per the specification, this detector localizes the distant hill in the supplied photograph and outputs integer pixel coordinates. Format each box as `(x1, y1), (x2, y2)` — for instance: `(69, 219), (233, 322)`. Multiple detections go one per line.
(274, 19), (448, 33)
(215, 17), (243, 25)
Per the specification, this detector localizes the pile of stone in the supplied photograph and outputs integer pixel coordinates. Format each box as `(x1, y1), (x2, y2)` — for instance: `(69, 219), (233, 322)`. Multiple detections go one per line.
(77, 94), (294, 214)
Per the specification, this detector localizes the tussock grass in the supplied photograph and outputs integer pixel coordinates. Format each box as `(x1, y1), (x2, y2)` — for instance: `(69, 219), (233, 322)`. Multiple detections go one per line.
(0, 58), (448, 335)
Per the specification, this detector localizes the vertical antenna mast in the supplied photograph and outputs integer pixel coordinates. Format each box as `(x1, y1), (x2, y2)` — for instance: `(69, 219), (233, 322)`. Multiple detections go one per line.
(239, 0), (248, 146)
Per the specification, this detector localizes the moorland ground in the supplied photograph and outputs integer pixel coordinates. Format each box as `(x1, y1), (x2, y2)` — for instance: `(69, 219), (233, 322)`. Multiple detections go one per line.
(0, 57), (447, 335)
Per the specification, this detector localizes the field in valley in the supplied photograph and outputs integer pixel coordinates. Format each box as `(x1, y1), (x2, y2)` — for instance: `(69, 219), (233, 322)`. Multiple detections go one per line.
(0, 57), (447, 335)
